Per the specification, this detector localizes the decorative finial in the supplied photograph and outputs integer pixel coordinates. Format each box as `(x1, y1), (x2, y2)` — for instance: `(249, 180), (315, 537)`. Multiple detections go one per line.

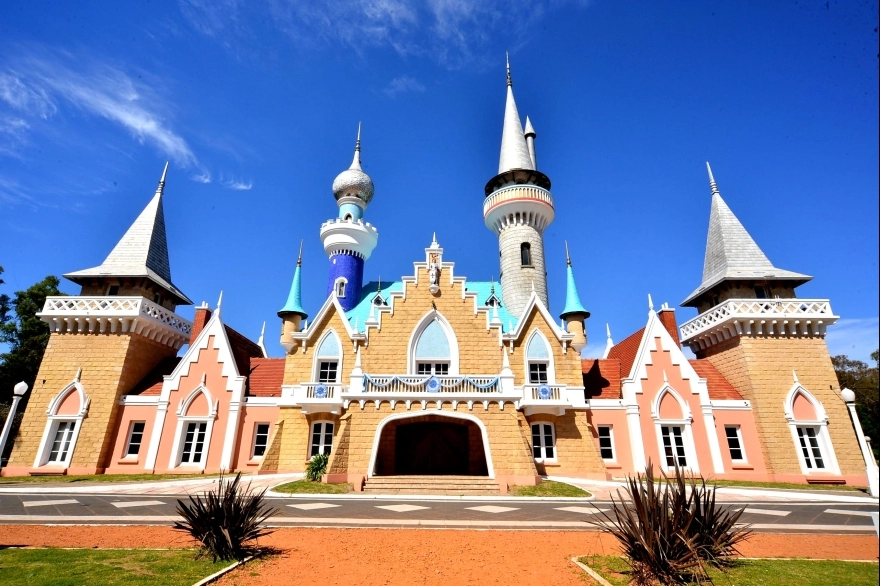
(75, 367), (82, 382)
(159, 162), (169, 190)
(297, 240), (303, 267)
(257, 322), (268, 357)
(377, 276), (382, 293)
(648, 293), (654, 312)
(217, 290), (223, 310)
(706, 162), (720, 196)
(565, 241), (571, 267)
(506, 52), (512, 87)
(792, 370), (799, 384)
(490, 277), (495, 294)
(606, 323), (611, 339)
(356, 122), (362, 152)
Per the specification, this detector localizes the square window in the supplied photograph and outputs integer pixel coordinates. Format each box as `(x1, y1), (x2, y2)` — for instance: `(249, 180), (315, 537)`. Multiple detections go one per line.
(529, 363), (548, 384)
(417, 362), (448, 375)
(724, 426), (745, 462)
(252, 423), (270, 458)
(597, 426), (615, 460)
(125, 421), (146, 457)
(318, 361), (338, 383)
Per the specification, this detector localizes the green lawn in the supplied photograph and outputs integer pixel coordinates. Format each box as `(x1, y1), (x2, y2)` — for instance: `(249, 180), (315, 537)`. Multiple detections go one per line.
(578, 555), (879, 586)
(509, 480), (591, 498)
(0, 548), (229, 586)
(0, 473), (223, 484)
(272, 479), (352, 494)
(706, 479), (867, 493)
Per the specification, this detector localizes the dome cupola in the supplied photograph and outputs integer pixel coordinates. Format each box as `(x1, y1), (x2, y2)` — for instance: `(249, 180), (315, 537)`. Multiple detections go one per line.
(332, 124), (374, 204)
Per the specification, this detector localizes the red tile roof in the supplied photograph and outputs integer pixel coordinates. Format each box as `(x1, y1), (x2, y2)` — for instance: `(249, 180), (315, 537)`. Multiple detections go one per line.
(224, 325), (265, 377)
(689, 359), (743, 400)
(247, 358), (285, 397)
(128, 356), (181, 396)
(606, 327), (645, 380)
(582, 358), (622, 399)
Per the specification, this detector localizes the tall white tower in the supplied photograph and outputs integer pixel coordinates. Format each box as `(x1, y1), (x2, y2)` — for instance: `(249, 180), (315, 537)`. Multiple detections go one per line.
(483, 58), (554, 317)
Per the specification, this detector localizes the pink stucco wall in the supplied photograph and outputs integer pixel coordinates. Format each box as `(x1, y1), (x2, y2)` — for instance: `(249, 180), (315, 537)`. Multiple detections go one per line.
(587, 408), (633, 478)
(232, 404), (280, 472)
(105, 404), (157, 474)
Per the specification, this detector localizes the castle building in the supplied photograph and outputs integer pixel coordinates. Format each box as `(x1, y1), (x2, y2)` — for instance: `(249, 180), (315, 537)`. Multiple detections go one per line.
(3, 66), (870, 492)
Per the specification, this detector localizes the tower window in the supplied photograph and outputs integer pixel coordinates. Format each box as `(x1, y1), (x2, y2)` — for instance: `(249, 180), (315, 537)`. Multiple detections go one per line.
(754, 286), (768, 299)
(107, 285), (120, 296)
(335, 279), (346, 298)
(520, 243), (532, 266)
(344, 213), (353, 221)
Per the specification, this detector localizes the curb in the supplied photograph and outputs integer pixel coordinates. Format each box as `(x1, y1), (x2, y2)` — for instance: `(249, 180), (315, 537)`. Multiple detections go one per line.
(265, 490), (595, 502)
(192, 555), (253, 586)
(570, 557), (613, 586)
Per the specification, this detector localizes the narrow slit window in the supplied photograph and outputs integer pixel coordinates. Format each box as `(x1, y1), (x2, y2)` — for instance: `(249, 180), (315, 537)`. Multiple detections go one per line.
(520, 242), (532, 266)
(125, 421), (146, 457)
(252, 423), (270, 458)
(531, 423), (555, 461)
(598, 426), (615, 460)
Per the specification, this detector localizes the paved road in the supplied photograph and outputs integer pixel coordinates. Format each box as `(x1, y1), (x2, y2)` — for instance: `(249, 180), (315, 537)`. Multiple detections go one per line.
(0, 492), (876, 534)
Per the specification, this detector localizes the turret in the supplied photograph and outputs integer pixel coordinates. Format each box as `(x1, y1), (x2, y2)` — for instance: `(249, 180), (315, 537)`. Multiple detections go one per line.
(483, 56), (554, 317)
(278, 241), (307, 353)
(559, 242), (590, 352)
(321, 125), (379, 311)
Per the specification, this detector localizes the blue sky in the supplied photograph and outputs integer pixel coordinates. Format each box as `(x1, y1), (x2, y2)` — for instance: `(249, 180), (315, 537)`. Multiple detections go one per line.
(1, 1), (877, 361)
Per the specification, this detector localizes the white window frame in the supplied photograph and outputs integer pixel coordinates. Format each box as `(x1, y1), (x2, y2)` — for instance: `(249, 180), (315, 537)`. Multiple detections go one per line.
(597, 425), (616, 462)
(310, 421), (335, 457)
(783, 384), (841, 475)
(659, 425), (689, 469)
(312, 330), (343, 383)
(34, 380), (89, 469)
(416, 362), (450, 375)
(251, 422), (271, 459)
(179, 421), (209, 465)
(723, 425), (747, 463)
(168, 385), (217, 470)
(407, 311), (459, 375)
(795, 425), (829, 471)
(124, 421), (147, 458)
(524, 330), (556, 385)
(46, 420), (78, 465)
(334, 277), (347, 299)
(651, 385), (700, 473)
(530, 422), (557, 462)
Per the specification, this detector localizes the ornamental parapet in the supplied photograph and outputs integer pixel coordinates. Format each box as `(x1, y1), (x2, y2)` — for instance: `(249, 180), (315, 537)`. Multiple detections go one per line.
(679, 298), (838, 352)
(483, 184), (555, 234)
(38, 296), (192, 349)
(320, 217), (379, 260)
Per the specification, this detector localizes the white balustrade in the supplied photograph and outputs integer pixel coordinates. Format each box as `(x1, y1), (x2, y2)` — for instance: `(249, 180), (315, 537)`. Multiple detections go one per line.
(482, 185), (554, 215)
(363, 375), (500, 395)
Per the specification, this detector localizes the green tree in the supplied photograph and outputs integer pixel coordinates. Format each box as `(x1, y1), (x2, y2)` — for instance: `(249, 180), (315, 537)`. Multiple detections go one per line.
(832, 350), (879, 460)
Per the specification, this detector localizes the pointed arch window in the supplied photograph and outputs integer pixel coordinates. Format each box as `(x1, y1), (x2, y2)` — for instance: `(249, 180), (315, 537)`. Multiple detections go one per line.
(315, 331), (341, 383)
(520, 242), (532, 267)
(334, 278), (347, 299)
(526, 332), (551, 384)
(414, 319), (451, 375)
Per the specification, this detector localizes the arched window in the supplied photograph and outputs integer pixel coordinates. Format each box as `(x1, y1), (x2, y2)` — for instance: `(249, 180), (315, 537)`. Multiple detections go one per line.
(414, 319), (451, 375)
(334, 278), (347, 298)
(315, 331), (341, 383)
(520, 242), (532, 266)
(526, 332), (550, 384)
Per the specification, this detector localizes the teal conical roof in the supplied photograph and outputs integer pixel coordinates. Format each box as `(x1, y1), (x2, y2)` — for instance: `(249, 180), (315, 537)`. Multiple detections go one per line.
(278, 243), (307, 318)
(560, 244), (589, 318)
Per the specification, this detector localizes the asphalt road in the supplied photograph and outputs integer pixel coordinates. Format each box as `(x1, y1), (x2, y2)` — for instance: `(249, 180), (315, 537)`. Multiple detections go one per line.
(0, 493), (876, 534)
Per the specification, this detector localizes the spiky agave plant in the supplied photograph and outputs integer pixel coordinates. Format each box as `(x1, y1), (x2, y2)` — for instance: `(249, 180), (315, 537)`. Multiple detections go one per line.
(174, 472), (278, 561)
(599, 462), (750, 585)
(306, 452), (329, 482)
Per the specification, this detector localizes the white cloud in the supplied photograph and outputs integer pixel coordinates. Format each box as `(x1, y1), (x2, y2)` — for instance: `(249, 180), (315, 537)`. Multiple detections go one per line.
(220, 174), (253, 190)
(191, 170), (212, 184)
(383, 75), (426, 97)
(825, 317), (879, 363)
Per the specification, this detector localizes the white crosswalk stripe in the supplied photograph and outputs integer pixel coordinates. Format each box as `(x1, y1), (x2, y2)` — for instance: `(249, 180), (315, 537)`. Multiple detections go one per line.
(742, 507), (790, 517)
(111, 500), (166, 509)
(22, 499), (80, 508)
(375, 504), (429, 513)
(555, 506), (609, 514)
(288, 503), (341, 510)
(823, 509), (875, 518)
(465, 505), (519, 514)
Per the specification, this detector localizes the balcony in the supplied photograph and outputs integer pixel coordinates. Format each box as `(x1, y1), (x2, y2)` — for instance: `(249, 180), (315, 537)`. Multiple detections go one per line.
(679, 298), (838, 352)
(483, 184), (555, 234)
(520, 383), (587, 415)
(38, 296), (192, 349)
(362, 375), (501, 395)
(288, 383), (345, 414)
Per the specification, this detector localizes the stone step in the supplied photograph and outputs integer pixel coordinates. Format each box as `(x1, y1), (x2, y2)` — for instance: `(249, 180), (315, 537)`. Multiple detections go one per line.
(363, 475), (501, 494)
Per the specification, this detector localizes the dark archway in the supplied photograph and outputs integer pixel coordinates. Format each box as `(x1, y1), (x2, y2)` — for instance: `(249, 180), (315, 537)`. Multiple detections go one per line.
(374, 414), (488, 476)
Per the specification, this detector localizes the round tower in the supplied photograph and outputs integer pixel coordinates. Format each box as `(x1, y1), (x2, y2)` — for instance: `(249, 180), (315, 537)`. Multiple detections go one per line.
(321, 125), (379, 311)
(483, 58), (554, 317)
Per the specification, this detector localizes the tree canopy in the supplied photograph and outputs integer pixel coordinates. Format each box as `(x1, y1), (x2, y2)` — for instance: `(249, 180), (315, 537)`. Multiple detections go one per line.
(832, 350), (879, 459)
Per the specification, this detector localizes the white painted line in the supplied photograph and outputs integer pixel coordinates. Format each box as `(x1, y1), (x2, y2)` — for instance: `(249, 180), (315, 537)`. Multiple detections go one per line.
(742, 507), (790, 517)
(555, 506), (609, 514)
(465, 505), (519, 514)
(740, 523), (875, 532)
(823, 509), (876, 518)
(375, 504), (429, 513)
(0, 515), (180, 522)
(22, 499), (80, 508)
(287, 503), (341, 511)
(111, 500), (166, 509)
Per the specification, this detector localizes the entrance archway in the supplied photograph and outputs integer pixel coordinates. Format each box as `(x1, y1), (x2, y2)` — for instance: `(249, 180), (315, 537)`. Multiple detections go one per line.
(369, 412), (493, 478)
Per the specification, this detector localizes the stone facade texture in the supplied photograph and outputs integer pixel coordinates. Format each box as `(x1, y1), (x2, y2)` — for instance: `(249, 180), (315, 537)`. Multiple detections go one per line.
(499, 224), (548, 317)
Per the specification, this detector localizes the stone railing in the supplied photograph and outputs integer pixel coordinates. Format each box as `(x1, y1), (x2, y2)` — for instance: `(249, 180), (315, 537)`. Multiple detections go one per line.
(483, 184), (554, 216)
(679, 298), (838, 351)
(38, 296), (192, 349)
(363, 374), (500, 395)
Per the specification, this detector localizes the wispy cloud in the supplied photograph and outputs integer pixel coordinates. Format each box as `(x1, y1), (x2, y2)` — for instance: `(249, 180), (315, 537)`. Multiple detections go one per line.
(825, 317), (879, 363)
(0, 51), (198, 168)
(220, 174), (253, 190)
(179, 0), (586, 69)
(383, 75), (426, 97)
(191, 170), (212, 184)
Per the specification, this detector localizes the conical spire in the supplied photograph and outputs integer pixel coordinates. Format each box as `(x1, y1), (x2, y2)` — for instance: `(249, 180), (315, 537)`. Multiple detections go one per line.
(560, 241), (589, 318)
(350, 122), (362, 170)
(498, 58), (535, 174)
(278, 240), (307, 317)
(681, 163), (810, 306)
(64, 162), (191, 305)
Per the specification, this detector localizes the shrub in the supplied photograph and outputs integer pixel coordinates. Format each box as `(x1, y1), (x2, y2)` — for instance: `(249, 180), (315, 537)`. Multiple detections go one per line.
(599, 462), (750, 585)
(306, 453), (329, 482)
(174, 472), (278, 561)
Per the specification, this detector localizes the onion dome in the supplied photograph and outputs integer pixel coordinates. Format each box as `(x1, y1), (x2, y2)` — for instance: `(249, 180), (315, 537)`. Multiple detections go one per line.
(332, 124), (374, 204)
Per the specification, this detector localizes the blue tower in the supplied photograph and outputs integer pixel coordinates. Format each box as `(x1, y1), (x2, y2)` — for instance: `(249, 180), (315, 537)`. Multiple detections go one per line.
(320, 126), (379, 311)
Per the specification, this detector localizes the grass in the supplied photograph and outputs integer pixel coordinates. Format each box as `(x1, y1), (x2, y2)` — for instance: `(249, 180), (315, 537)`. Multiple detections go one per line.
(509, 480), (591, 498)
(577, 555), (879, 586)
(272, 479), (352, 494)
(0, 473), (223, 484)
(0, 548), (229, 586)
(705, 479), (868, 493)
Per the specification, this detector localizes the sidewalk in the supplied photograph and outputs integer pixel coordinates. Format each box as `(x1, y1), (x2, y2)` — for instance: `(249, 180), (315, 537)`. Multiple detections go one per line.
(0, 473), (303, 495)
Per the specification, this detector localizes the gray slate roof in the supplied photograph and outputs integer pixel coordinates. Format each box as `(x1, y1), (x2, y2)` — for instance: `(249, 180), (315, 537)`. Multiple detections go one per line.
(64, 165), (192, 305)
(498, 83), (534, 175)
(681, 166), (810, 306)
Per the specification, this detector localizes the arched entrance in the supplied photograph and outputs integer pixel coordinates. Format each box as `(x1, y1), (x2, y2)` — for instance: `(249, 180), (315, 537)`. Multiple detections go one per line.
(370, 413), (491, 477)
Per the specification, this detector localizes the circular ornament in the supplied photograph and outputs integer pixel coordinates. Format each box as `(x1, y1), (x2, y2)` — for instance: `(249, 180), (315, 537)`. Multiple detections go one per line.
(426, 376), (441, 393)
(537, 384), (552, 400)
(314, 384), (328, 399)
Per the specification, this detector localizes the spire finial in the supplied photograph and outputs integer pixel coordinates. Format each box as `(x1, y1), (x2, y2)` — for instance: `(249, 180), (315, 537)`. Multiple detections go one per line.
(257, 321), (268, 358)
(706, 161), (720, 196)
(349, 124), (363, 170)
(565, 240), (571, 267)
(297, 240), (303, 267)
(217, 290), (223, 311)
(356, 122), (362, 152)
(377, 275), (382, 293)
(606, 323), (611, 339)
(506, 52), (512, 87)
(158, 162), (169, 193)
(792, 370), (799, 384)
(648, 293), (654, 312)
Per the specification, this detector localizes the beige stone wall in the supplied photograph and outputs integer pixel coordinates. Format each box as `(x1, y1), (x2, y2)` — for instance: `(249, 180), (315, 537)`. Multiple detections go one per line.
(526, 412), (606, 477)
(511, 308), (584, 387)
(701, 335), (863, 476)
(8, 331), (174, 472)
(498, 224), (548, 317)
(258, 407), (313, 473)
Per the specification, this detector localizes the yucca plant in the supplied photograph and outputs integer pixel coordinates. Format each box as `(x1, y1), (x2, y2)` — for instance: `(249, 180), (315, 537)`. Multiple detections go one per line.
(306, 452), (329, 482)
(174, 472), (278, 561)
(599, 462), (750, 585)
